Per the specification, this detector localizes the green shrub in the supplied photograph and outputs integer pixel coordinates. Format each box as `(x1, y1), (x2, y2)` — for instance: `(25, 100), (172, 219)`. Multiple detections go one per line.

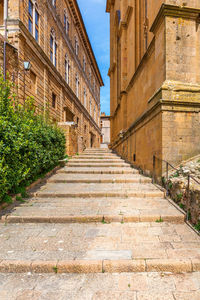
(0, 74), (66, 202)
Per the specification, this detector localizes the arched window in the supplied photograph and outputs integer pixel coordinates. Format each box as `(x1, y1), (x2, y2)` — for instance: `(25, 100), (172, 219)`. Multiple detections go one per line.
(64, 10), (70, 35)
(83, 87), (87, 107)
(50, 29), (57, 67)
(65, 54), (70, 84)
(75, 36), (79, 56)
(75, 73), (80, 98)
(28, 0), (39, 42)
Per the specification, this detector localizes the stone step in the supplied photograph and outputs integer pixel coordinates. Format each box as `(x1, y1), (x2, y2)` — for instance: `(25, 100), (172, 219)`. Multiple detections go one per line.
(59, 167), (139, 174)
(72, 156), (120, 159)
(33, 182), (164, 198)
(66, 163), (130, 167)
(48, 173), (151, 184)
(77, 153), (117, 157)
(4, 196), (184, 224)
(69, 159), (124, 163)
(1, 272), (200, 299)
(0, 222), (199, 273)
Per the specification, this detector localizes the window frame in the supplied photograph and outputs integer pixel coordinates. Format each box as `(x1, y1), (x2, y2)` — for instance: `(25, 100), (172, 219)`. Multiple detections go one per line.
(65, 54), (70, 84)
(50, 29), (57, 67)
(28, 0), (39, 42)
(75, 73), (80, 98)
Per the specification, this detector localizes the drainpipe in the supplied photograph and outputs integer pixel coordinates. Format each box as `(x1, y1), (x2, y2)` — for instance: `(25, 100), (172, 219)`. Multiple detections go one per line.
(3, 0), (8, 81)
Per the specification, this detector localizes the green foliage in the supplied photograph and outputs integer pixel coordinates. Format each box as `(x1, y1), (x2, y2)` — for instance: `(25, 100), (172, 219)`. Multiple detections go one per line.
(0, 74), (66, 202)
(179, 203), (185, 210)
(156, 217), (163, 223)
(195, 222), (200, 232)
(16, 196), (24, 203)
(176, 193), (183, 202)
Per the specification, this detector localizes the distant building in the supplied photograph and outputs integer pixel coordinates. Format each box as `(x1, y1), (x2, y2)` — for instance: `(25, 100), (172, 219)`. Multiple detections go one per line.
(0, 0), (104, 154)
(100, 113), (110, 146)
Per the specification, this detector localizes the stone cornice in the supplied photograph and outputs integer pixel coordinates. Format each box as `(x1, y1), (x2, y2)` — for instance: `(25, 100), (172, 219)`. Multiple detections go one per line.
(108, 62), (116, 76)
(7, 20), (101, 134)
(111, 84), (200, 149)
(150, 4), (200, 33)
(106, 0), (115, 13)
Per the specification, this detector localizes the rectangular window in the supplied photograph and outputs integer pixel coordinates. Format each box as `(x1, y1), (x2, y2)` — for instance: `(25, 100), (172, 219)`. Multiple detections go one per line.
(28, 0), (33, 34)
(50, 36), (53, 63)
(52, 0), (56, 8)
(55, 43), (57, 67)
(35, 10), (39, 42)
(52, 93), (56, 109)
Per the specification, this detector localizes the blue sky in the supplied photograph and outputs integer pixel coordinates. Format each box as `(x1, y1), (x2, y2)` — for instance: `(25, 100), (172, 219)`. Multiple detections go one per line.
(77, 0), (110, 115)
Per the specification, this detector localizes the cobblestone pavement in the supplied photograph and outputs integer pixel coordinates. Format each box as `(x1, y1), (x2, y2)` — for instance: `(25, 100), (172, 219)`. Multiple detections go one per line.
(0, 272), (200, 300)
(0, 148), (200, 299)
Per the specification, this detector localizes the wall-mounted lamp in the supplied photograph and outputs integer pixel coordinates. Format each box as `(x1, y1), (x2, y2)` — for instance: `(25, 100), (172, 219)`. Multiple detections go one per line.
(24, 61), (31, 71)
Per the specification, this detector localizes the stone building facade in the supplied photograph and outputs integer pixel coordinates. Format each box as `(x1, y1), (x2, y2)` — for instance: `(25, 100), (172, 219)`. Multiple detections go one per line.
(100, 112), (110, 145)
(106, 0), (200, 176)
(0, 0), (103, 154)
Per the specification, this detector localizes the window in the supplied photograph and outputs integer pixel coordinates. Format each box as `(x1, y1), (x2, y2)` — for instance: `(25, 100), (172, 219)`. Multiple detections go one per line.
(77, 117), (79, 127)
(84, 125), (87, 133)
(90, 98), (92, 115)
(83, 87), (87, 107)
(65, 54), (70, 84)
(75, 74), (80, 98)
(50, 29), (57, 67)
(75, 36), (79, 56)
(93, 79), (96, 93)
(83, 56), (86, 72)
(0, 0), (4, 25)
(94, 106), (96, 121)
(64, 11), (70, 35)
(52, 0), (56, 8)
(28, 0), (39, 42)
(89, 68), (91, 84)
(52, 93), (56, 109)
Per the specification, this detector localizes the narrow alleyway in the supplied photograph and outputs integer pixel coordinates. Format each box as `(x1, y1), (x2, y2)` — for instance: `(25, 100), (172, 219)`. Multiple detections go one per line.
(0, 148), (200, 299)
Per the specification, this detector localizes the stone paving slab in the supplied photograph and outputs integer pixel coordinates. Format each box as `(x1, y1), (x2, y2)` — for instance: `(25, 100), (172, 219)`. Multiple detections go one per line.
(48, 173), (152, 183)
(0, 223), (199, 263)
(0, 272), (200, 300)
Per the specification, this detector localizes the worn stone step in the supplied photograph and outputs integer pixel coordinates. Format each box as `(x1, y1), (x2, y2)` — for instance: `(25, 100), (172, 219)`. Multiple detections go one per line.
(77, 153), (117, 157)
(72, 156), (120, 159)
(0, 222), (199, 273)
(34, 182), (164, 198)
(3, 196), (185, 224)
(59, 167), (139, 174)
(48, 173), (151, 184)
(66, 163), (130, 167)
(69, 159), (124, 163)
(1, 272), (200, 299)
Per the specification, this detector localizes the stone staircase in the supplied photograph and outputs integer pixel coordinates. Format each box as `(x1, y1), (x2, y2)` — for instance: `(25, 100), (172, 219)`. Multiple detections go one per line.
(0, 148), (200, 299)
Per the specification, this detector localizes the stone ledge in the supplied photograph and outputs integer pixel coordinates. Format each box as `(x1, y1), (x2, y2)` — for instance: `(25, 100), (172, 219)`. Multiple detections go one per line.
(0, 259), (199, 274)
(1, 213), (184, 224)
